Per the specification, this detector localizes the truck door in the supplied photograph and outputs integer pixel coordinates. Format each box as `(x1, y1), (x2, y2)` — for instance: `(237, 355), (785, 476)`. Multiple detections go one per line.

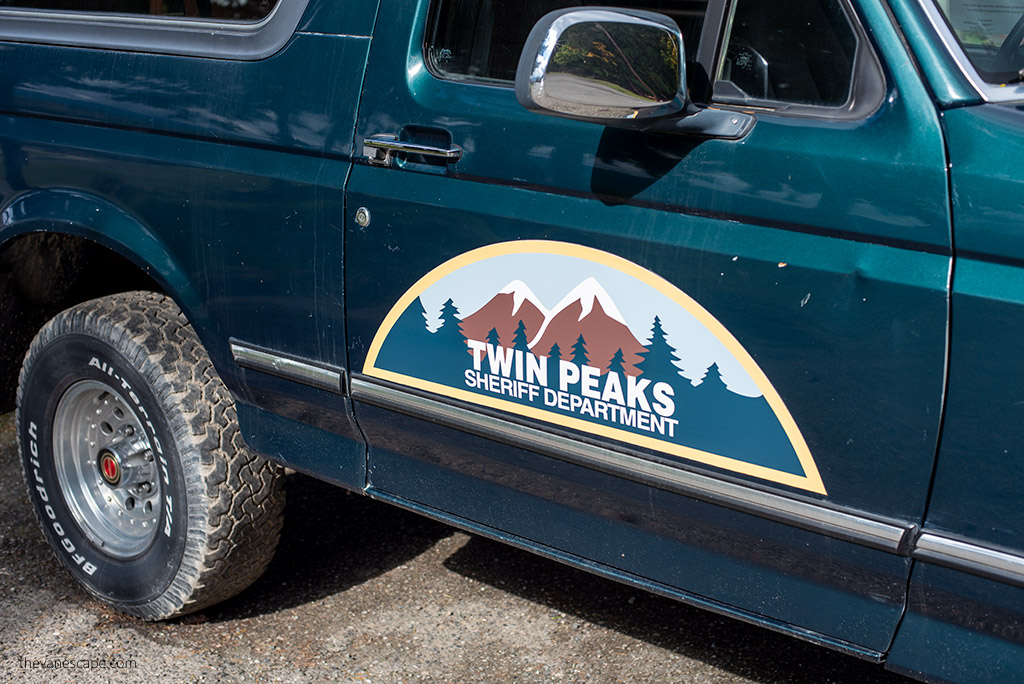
(345, 0), (950, 655)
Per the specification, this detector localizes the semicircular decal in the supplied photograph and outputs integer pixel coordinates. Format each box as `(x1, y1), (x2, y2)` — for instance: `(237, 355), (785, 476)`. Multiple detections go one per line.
(364, 240), (825, 495)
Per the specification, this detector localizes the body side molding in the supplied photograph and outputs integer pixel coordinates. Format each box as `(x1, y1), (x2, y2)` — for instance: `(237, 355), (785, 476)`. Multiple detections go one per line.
(230, 340), (346, 394)
(914, 533), (1024, 589)
(350, 375), (913, 553)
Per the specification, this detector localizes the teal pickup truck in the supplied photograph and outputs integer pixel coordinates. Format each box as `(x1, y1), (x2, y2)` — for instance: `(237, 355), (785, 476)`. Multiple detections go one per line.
(1, 0), (1022, 681)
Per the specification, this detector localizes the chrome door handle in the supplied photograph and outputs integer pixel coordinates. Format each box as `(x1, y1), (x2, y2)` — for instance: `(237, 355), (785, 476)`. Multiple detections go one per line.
(363, 134), (463, 167)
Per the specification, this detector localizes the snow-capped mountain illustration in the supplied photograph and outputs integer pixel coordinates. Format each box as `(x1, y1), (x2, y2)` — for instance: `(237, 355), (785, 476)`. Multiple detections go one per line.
(459, 280), (548, 347)
(501, 280), (549, 319)
(527, 278), (645, 374)
(461, 277), (646, 374)
(527, 277), (627, 347)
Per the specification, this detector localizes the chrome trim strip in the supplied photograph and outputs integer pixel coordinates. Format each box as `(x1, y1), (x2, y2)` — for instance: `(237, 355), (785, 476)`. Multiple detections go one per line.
(231, 342), (343, 394)
(351, 377), (912, 553)
(0, 6), (280, 31)
(914, 533), (1024, 586)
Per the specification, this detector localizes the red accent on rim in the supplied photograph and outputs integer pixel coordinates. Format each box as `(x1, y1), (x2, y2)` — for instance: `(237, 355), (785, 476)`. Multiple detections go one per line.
(100, 454), (120, 484)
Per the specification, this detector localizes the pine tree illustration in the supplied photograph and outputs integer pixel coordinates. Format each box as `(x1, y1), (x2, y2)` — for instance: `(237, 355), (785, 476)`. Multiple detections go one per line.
(548, 342), (562, 362)
(635, 316), (682, 381)
(571, 334), (589, 366)
(437, 298), (464, 344)
(607, 347), (626, 375)
(700, 362), (727, 390)
(486, 326), (501, 347)
(512, 320), (531, 353)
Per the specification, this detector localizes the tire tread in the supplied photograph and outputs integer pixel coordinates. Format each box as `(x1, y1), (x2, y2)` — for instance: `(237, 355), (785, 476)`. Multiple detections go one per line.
(17, 291), (284, 619)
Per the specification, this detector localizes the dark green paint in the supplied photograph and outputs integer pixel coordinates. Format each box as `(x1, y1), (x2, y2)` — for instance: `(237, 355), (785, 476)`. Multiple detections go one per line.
(884, 103), (1024, 680)
(0, 28), (376, 485)
(1, 0), (1024, 676)
(346, 0), (949, 653)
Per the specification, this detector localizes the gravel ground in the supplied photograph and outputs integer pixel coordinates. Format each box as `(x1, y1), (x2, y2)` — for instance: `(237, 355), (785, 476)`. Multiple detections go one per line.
(0, 411), (914, 683)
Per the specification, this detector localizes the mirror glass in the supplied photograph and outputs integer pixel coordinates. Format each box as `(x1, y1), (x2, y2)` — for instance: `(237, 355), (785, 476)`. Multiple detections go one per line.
(518, 10), (687, 124)
(545, 20), (681, 111)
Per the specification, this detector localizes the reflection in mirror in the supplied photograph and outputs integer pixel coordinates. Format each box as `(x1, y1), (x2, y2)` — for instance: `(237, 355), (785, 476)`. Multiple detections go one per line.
(517, 9), (687, 125)
(547, 21), (681, 109)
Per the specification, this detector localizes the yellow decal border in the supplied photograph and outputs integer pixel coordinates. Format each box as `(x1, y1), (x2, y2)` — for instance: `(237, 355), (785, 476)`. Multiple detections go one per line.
(363, 240), (826, 495)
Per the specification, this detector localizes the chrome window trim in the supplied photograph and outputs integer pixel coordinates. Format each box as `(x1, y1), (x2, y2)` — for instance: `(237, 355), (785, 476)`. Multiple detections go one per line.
(916, 0), (1024, 103)
(351, 376), (913, 553)
(0, 0), (310, 60)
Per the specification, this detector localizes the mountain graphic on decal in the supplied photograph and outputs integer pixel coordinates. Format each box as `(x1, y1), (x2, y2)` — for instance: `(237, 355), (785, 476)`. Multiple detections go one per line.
(530, 279), (646, 375)
(460, 280), (548, 347)
(466, 277), (647, 375)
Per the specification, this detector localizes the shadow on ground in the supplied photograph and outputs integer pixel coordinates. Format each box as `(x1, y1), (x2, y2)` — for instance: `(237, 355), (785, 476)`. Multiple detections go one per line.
(0, 408), (909, 683)
(444, 535), (909, 683)
(199, 470), (909, 683)
(207, 472), (455, 620)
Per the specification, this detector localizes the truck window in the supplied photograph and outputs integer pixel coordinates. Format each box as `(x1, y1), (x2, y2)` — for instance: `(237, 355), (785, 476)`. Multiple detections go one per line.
(426, 0), (708, 84)
(0, 0), (279, 21)
(930, 0), (1024, 82)
(716, 0), (859, 107)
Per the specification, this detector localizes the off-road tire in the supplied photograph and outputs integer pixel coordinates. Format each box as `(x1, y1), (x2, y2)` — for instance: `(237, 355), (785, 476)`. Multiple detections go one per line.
(16, 291), (284, 619)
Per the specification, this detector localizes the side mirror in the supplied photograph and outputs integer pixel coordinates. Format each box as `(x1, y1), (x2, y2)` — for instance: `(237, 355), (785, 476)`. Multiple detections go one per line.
(515, 7), (755, 139)
(515, 8), (687, 128)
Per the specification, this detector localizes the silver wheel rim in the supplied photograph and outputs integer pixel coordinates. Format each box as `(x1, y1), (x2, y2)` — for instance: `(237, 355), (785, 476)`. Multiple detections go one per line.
(53, 380), (162, 558)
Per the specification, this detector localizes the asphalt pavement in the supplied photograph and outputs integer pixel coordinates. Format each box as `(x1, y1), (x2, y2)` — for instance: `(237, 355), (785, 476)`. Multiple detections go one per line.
(0, 411), (914, 682)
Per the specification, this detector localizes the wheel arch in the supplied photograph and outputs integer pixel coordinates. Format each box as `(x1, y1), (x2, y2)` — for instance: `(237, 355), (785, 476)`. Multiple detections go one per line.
(0, 188), (205, 412)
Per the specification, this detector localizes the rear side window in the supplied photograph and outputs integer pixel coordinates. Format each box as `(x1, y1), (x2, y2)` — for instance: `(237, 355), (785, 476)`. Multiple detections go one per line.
(427, 0), (708, 84)
(0, 0), (304, 58)
(0, 0), (279, 21)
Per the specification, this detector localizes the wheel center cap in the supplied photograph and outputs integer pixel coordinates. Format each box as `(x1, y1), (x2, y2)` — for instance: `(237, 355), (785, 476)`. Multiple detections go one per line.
(99, 450), (121, 486)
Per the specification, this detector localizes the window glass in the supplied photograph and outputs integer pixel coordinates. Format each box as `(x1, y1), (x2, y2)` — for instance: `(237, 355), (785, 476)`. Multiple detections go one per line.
(930, 0), (1024, 82)
(427, 0), (707, 84)
(0, 0), (279, 21)
(716, 0), (857, 107)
